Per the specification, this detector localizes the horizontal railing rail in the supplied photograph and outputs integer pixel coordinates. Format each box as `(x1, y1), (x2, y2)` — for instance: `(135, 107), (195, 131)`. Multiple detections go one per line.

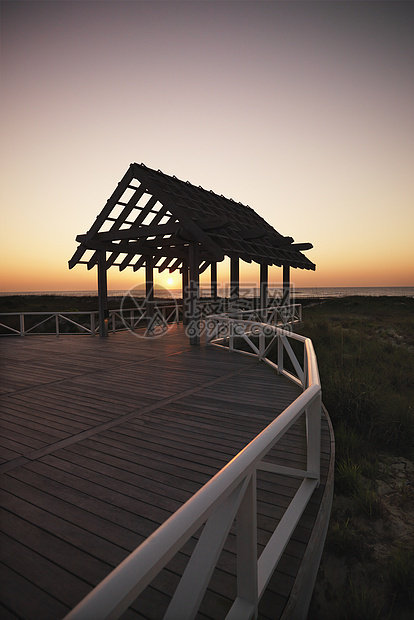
(65, 317), (321, 620)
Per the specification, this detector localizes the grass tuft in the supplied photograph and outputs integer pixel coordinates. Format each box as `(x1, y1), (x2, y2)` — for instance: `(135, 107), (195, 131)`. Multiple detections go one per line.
(326, 518), (368, 559)
(337, 578), (384, 620)
(351, 486), (382, 519)
(335, 458), (362, 495)
(384, 547), (414, 606)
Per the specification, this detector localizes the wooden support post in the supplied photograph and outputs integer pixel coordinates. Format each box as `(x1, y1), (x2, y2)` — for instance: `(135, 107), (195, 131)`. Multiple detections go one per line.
(230, 257), (239, 307)
(188, 243), (200, 345)
(210, 262), (218, 301)
(260, 263), (268, 318)
(282, 264), (290, 307)
(145, 257), (154, 331)
(182, 260), (189, 326)
(236, 473), (258, 616)
(97, 251), (108, 338)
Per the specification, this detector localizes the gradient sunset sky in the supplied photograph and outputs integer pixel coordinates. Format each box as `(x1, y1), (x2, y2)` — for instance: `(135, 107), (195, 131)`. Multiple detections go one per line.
(1, 0), (413, 293)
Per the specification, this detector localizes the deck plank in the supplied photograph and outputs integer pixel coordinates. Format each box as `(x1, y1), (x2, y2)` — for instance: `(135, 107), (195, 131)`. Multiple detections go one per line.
(0, 326), (332, 619)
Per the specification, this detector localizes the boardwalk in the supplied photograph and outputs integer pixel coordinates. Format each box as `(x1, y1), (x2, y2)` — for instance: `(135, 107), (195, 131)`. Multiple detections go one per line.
(0, 325), (333, 619)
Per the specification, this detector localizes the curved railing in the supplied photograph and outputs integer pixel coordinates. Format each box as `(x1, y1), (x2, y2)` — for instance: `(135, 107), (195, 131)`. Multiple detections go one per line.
(64, 317), (321, 620)
(205, 313), (312, 388)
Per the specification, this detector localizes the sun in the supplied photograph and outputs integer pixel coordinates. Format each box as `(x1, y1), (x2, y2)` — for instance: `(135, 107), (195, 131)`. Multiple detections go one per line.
(166, 277), (174, 286)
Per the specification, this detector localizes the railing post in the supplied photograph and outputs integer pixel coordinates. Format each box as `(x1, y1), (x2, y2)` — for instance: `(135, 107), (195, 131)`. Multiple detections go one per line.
(277, 331), (284, 374)
(188, 242), (200, 345)
(306, 392), (321, 484)
(97, 250), (109, 338)
(55, 314), (60, 336)
(276, 307), (281, 326)
(259, 328), (265, 360)
(229, 320), (234, 352)
(205, 318), (215, 345)
(303, 351), (309, 389)
(236, 472), (258, 619)
(112, 311), (116, 334)
(90, 313), (95, 336)
(19, 314), (25, 336)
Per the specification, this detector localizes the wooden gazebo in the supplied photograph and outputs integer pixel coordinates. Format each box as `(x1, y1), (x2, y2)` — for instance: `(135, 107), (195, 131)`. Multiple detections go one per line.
(69, 163), (315, 342)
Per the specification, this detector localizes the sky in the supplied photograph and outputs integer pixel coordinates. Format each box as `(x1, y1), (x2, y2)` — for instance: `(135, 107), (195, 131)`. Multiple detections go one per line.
(1, 0), (413, 293)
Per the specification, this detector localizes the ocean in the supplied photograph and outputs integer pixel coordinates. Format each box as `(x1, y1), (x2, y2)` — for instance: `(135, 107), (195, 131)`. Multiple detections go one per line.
(1, 286), (413, 299)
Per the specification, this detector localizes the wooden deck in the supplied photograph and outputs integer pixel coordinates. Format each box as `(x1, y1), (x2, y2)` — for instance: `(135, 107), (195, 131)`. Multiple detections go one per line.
(0, 325), (333, 620)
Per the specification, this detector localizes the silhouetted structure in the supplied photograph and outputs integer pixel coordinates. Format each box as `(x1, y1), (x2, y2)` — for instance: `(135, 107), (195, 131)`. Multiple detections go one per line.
(69, 163), (315, 340)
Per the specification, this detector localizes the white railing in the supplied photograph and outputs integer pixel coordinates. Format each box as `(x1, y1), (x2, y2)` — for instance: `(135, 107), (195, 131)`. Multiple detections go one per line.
(65, 317), (321, 620)
(0, 304), (182, 337)
(205, 314), (309, 388)
(218, 304), (302, 327)
(0, 302), (300, 337)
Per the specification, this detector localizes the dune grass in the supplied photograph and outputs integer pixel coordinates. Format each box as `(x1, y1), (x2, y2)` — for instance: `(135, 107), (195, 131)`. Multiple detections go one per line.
(303, 297), (414, 619)
(299, 296), (414, 458)
(0, 294), (125, 313)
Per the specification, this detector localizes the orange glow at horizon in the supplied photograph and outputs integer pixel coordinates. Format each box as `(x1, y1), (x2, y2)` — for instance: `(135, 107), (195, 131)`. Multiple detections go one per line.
(1, 252), (412, 294)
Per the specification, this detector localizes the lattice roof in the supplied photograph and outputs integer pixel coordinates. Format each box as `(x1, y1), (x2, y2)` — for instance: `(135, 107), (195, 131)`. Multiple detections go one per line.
(69, 163), (315, 274)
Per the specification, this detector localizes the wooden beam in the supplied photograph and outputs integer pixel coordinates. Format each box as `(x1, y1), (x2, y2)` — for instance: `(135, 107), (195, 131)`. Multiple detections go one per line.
(78, 221), (181, 243)
(240, 227), (269, 240)
(199, 261), (211, 275)
(182, 259), (189, 326)
(188, 243), (200, 345)
(282, 264), (290, 306)
(169, 259), (182, 273)
(105, 252), (121, 269)
(69, 166), (137, 269)
(176, 216), (229, 241)
(158, 258), (174, 273)
(260, 263), (268, 313)
(133, 255), (147, 272)
(145, 256), (154, 327)
(82, 167), (136, 244)
(196, 215), (228, 230)
(144, 235), (187, 248)
(133, 165), (224, 262)
(119, 253), (136, 271)
(87, 252), (99, 271)
(211, 262), (218, 301)
(81, 241), (188, 261)
(69, 245), (89, 270)
(106, 184), (148, 230)
(230, 257), (239, 302)
(271, 236), (295, 247)
(290, 242), (313, 251)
